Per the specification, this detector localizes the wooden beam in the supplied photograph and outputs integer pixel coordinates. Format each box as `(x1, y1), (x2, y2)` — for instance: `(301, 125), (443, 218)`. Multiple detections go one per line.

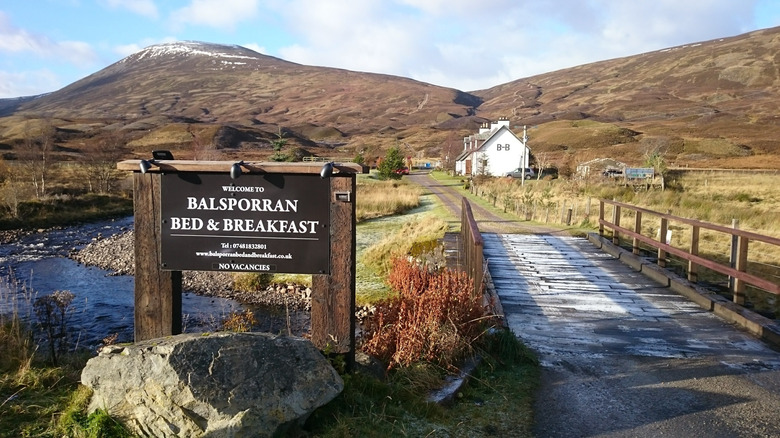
(611, 204), (621, 245)
(632, 211), (642, 255)
(118, 160), (367, 174)
(311, 175), (356, 365)
(658, 216), (668, 268)
(732, 236), (749, 305)
(688, 225), (700, 282)
(133, 172), (182, 341)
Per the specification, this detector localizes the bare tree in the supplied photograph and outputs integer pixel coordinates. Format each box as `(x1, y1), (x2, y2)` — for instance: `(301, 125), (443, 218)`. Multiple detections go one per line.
(19, 119), (55, 199)
(642, 137), (670, 190)
(440, 132), (462, 173)
(0, 159), (31, 218)
(190, 125), (219, 160)
(81, 131), (129, 194)
(535, 151), (552, 180)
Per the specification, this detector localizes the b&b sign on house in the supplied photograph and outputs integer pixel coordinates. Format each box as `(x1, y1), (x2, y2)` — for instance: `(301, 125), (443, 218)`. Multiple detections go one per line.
(160, 173), (330, 274)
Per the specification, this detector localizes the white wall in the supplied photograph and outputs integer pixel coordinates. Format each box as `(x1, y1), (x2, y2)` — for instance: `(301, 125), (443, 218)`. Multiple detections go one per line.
(479, 128), (528, 176)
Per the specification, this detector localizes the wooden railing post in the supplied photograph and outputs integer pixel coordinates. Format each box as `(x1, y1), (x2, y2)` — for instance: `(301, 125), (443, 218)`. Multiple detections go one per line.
(658, 215), (668, 268)
(688, 225), (700, 282)
(633, 211), (642, 255)
(729, 219), (739, 292)
(732, 235), (749, 305)
(612, 203), (621, 245)
(598, 200), (605, 236)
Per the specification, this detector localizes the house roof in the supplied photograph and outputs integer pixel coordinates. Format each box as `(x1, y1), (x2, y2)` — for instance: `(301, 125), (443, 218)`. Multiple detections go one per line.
(455, 149), (472, 162)
(474, 125), (526, 152)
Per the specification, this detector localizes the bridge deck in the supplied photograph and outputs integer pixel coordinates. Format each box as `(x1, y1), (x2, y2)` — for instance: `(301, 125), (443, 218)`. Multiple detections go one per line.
(484, 233), (780, 437)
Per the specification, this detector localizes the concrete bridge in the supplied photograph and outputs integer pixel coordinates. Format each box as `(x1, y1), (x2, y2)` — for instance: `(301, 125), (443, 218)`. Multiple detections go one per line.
(412, 173), (780, 437)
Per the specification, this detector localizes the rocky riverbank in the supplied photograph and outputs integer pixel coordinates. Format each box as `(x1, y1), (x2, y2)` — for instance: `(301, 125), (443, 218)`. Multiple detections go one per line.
(71, 231), (313, 310)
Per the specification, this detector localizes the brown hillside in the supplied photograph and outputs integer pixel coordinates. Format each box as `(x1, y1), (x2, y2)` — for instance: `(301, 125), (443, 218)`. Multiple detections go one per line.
(1, 29), (779, 169)
(474, 27), (780, 168)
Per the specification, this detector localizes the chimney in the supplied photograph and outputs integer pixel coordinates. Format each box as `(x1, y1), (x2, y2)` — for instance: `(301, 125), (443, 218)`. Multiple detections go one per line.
(478, 123), (490, 134)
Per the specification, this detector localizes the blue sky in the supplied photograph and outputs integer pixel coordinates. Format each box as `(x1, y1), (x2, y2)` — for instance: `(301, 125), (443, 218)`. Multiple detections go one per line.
(1, 0), (779, 98)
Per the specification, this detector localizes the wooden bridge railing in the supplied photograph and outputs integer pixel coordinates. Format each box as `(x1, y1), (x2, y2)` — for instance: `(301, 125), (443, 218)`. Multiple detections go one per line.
(461, 197), (484, 296)
(599, 199), (780, 304)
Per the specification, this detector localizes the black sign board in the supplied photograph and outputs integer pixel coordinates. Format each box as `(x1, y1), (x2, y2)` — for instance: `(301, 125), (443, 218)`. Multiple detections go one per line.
(160, 173), (330, 274)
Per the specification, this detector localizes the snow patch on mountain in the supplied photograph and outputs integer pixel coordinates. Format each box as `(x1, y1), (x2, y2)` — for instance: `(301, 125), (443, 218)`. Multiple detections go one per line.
(127, 41), (259, 63)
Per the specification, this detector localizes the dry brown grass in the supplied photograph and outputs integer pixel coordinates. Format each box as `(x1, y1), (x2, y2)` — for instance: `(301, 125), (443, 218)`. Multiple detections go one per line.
(355, 175), (423, 222)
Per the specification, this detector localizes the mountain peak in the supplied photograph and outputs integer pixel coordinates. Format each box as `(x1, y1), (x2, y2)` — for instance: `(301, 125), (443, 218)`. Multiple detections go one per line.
(126, 41), (261, 63)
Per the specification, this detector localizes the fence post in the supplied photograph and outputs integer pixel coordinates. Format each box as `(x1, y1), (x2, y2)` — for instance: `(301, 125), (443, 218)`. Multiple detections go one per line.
(729, 219), (739, 292)
(633, 211), (642, 255)
(598, 200), (605, 236)
(612, 203), (621, 245)
(732, 235), (749, 305)
(566, 208), (573, 226)
(688, 225), (700, 282)
(586, 197), (591, 221)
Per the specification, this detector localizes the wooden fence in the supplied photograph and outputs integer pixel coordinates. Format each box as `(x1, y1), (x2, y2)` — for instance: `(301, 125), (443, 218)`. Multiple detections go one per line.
(460, 197), (484, 296)
(598, 199), (780, 305)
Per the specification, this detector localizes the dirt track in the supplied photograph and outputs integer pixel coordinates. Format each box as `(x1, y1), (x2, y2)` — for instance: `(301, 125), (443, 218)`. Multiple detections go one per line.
(407, 172), (555, 234)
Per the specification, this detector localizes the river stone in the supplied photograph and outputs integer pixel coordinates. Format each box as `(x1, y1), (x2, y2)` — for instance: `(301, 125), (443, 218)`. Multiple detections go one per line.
(81, 332), (343, 437)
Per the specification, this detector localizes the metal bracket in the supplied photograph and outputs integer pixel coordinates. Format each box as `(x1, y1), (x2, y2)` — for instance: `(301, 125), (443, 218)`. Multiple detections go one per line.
(334, 191), (352, 202)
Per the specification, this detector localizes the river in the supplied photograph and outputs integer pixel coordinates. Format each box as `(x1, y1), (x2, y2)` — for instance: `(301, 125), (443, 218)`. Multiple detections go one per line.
(0, 217), (298, 350)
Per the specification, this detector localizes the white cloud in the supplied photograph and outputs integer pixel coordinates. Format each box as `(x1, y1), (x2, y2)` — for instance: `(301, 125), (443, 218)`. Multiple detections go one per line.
(113, 37), (178, 58)
(101, 0), (159, 19)
(0, 70), (61, 98)
(268, 0), (770, 90)
(113, 43), (144, 57)
(276, 1), (433, 77)
(0, 12), (97, 65)
(1, 0), (776, 97)
(597, 0), (757, 53)
(171, 0), (261, 31)
(242, 43), (267, 55)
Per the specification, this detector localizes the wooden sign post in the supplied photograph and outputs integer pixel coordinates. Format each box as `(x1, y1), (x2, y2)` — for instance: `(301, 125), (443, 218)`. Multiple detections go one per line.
(118, 160), (364, 364)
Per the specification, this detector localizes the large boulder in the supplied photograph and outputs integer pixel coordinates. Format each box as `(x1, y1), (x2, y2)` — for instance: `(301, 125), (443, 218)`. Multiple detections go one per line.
(81, 332), (343, 437)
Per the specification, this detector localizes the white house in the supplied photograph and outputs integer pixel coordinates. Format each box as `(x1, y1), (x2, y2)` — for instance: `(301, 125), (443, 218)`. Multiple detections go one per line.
(455, 118), (531, 177)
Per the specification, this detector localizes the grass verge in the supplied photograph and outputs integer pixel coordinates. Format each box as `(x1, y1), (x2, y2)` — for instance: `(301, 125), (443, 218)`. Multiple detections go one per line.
(305, 327), (539, 437)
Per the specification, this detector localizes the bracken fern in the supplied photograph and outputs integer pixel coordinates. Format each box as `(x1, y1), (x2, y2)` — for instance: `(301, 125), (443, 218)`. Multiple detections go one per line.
(362, 257), (491, 371)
